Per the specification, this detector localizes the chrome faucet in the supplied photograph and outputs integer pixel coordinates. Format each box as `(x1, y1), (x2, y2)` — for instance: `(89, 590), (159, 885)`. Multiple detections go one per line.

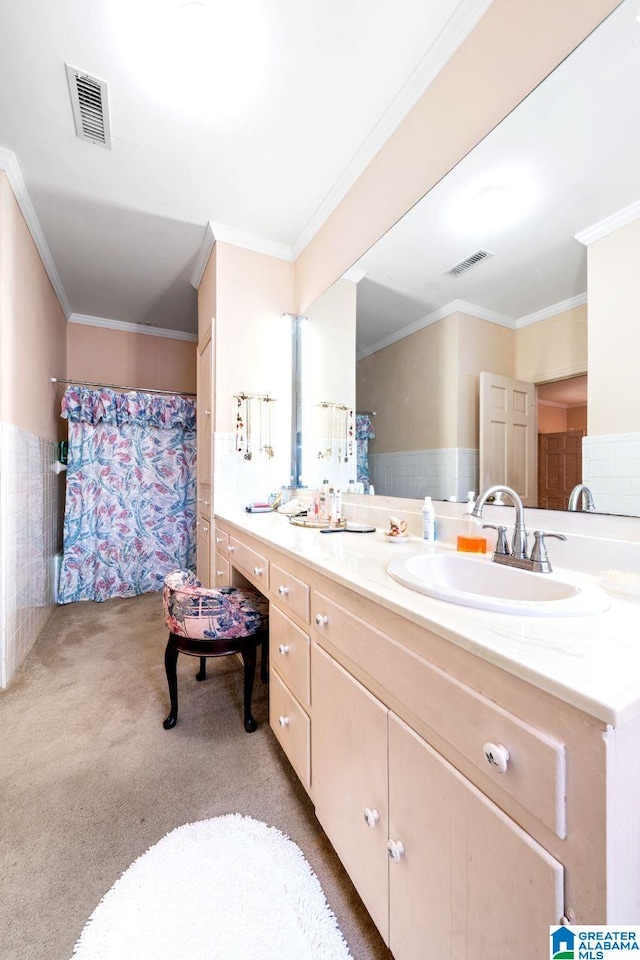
(471, 485), (529, 559)
(568, 484), (596, 512)
(471, 484), (567, 573)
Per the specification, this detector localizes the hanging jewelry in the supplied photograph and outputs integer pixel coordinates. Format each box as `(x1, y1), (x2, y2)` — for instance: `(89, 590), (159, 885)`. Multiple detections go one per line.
(235, 395), (244, 453)
(244, 396), (252, 460)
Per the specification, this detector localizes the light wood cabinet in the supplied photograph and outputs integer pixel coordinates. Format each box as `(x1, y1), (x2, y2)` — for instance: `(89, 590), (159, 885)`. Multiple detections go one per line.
(313, 643), (564, 960)
(196, 332), (213, 584)
(215, 517), (638, 956)
(196, 515), (211, 585)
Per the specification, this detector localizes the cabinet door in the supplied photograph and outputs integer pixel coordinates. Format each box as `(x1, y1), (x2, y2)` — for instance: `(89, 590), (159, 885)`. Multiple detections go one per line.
(197, 338), (212, 487)
(388, 714), (564, 960)
(196, 515), (211, 587)
(312, 645), (390, 944)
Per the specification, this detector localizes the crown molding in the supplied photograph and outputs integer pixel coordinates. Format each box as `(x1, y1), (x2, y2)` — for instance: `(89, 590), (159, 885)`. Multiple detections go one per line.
(515, 292), (587, 329)
(69, 313), (198, 342)
(190, 221), (216, 289)
(0, 147), (72, 318)
(290, 0), (493, 259)
(357, 298), (514, 359)
(210, 221), (293, 262)
(575, 200), (640, 246)
(341, 267), (366, 283)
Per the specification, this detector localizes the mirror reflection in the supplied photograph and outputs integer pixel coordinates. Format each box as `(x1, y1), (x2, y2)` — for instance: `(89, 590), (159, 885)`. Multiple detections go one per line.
(303, 0), (640, 517)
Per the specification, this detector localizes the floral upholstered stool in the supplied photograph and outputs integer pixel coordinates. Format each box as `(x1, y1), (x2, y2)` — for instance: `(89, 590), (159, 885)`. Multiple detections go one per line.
(162, 570), (269, 733)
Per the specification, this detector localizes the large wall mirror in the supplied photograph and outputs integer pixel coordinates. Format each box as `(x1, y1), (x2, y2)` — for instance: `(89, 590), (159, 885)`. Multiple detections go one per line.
(301, 0), (640, 518)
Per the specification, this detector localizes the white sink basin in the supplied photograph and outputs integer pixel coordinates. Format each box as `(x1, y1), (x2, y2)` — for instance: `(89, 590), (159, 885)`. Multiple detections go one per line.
(387, 550), (610, 617)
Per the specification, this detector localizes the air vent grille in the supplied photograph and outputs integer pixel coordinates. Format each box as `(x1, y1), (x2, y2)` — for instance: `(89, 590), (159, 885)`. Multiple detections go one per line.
(445, 249), (492, 278)
(65, 64), (111, 149)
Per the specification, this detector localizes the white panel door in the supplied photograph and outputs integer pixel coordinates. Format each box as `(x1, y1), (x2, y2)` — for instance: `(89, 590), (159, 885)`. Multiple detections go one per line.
(479, 371), (536, 504)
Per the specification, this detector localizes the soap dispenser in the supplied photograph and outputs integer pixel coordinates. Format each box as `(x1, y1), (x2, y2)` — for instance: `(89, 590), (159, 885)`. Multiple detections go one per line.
(456, 491), (486, 553)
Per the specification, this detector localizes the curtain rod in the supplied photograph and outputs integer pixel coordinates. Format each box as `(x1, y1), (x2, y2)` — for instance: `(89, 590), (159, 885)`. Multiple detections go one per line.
(51, 377), (196, 399)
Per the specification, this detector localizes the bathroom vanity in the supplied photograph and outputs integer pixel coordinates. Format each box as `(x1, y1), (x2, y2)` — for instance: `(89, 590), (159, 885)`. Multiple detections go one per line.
(215, 506), (640, 960)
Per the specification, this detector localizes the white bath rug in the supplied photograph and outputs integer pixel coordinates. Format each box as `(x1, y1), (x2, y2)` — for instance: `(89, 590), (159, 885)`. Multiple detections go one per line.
(71, 813), (352, 960)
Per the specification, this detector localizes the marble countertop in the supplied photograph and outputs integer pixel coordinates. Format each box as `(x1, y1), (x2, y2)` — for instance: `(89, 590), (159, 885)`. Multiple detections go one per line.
(215, 505), (640, 727)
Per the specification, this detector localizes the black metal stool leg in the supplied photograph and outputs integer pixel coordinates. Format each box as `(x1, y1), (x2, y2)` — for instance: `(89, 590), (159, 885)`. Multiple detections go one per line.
(195, 656), (207, 681)
(241, 640), (258, 733)
(163, 634), (180, 730)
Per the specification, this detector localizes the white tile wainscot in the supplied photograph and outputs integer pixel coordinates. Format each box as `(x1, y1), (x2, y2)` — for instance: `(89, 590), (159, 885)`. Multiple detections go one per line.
(216, 503), (640, 960)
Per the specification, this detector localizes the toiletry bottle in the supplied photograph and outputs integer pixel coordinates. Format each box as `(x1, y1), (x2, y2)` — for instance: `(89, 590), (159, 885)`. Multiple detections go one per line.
(422, 496), (436, 542)
(319, 480), (330, 520)
(329, 485), (342, 523)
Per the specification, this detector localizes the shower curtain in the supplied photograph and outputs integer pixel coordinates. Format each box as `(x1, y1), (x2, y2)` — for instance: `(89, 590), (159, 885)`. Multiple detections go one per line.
(58, 387), (197, 604)
(356, 413), (376, 492)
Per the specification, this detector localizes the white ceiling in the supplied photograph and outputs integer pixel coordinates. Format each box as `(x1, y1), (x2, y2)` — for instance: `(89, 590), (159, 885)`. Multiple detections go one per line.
(354, 0), (639, 356)
(0, 0), (490, 334)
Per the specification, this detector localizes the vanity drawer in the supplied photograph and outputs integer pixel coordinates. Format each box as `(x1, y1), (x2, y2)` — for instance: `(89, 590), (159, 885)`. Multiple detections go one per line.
(313, 592), (567, 839)
(197, 483), (212, 519)
(214, 553), (230, 586)
(214, 528), (229, 554)
(228, 536), (269, 589)
(270, 562), (310, 623)
(270, 605), (310, 707)
(269, 669), (311, 792)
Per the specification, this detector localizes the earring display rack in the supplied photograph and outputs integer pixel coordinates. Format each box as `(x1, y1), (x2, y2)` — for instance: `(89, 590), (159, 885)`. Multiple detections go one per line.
(234, 393), (276, 460)
(316, 402), (354, 463)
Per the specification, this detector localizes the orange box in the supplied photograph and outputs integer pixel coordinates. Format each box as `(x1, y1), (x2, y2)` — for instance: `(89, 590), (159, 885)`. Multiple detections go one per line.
(456, 535), (487, 554)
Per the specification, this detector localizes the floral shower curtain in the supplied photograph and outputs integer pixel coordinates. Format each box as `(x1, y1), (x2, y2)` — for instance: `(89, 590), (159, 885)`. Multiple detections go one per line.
(58, 387), (197, 604)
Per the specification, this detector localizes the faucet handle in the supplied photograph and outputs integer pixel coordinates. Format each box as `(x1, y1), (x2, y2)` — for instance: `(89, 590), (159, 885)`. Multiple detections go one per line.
(482, 524), (510, 556)
(530, 530), (567, 566)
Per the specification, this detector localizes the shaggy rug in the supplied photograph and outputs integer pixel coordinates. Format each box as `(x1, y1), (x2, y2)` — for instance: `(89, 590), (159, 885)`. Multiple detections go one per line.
(70, 814), (352, 960)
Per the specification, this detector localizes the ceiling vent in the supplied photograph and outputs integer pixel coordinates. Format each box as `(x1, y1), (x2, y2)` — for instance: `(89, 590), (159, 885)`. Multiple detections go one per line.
(445, 249), (493, 278)
(65, 64), (112, 148)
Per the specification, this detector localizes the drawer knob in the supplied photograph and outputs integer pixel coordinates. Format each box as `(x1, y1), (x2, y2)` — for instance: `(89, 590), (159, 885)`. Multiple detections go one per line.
(387, 839), (405, 862)
(363, 807), (380, 829)
(197, 497), (202, 503)
(483, 742), (510, 774)
(228, 545), (235, 553)
(216, 537), (223, 544)
(278, 585), (290, 596)
(204, 500), (210, 507)
(278, 644), (290, 655)
(202, 525), (209, 534)
(278, 716), (289, 728)
(204, 409), (211, 416)
(216, 570), (224, 578)
(315, 614), (328, 626)
(253, 566), (263, 576)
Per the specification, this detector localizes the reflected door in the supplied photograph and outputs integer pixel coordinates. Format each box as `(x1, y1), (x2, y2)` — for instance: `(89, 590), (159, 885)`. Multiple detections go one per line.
(479, 372), (537, 505)
(538, 431), (584, 510)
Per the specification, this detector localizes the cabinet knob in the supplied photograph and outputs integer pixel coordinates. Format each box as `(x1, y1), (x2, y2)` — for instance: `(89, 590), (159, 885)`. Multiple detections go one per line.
(278, 585), (289, 596)
(278, 644), (290, 655)
(278, 716), (289, 728)
(202, 525), (209, 534)
(253, 566), (263, 576)
(216, 537), (223, 544)
(216, 570), (224, 578)
(363, 807), (380, 829)
(204, 500), (210, 507)
(483, 742), (510, 774)
(227, 545), (235, 553)
(315, 614), (328, 626)
(197, 497), (202, 503)
(387, 839), (405, 862)
(204, 409), (211, 416)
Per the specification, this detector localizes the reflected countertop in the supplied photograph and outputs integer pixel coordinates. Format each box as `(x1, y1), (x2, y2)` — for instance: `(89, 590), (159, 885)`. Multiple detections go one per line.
(215, 505), (640, 727)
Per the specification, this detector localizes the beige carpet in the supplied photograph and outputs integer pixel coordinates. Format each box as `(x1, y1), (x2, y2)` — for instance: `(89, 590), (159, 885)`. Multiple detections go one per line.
(0, 592), (392, 960)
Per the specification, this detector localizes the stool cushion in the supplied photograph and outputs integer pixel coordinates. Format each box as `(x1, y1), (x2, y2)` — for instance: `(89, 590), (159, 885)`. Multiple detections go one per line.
(163, 570), (269, 641)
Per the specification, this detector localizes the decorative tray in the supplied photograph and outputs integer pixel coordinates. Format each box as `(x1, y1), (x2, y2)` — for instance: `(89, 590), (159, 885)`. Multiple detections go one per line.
(288, 516), (347, 530)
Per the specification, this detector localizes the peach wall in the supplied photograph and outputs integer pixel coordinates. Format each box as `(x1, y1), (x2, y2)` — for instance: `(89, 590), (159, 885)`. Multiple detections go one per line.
(587, 218), (640, 436)
(0, 173), (66, 441)
(538, 403), (568, 434)
(568, 405), (587, 432)
(213, 241), (295, 443)
(356, 313), (514, 453)
(66, 323), (196, 395)
(515, 304), (588, 384)
(293, 0), (620, 312)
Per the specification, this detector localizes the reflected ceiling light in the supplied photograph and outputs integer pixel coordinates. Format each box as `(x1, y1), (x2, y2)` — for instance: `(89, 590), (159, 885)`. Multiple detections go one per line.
(450, 174), (536, 234)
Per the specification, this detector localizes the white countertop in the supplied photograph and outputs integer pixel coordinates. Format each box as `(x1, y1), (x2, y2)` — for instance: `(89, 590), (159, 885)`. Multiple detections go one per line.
(215, 505), (640, 727)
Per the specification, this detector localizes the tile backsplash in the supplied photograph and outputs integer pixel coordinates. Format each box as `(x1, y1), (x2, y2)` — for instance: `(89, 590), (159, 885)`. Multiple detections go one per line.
(369, 447), (478, 501)
(582, 432), (640, 517)
(0, 421), (64, 687)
